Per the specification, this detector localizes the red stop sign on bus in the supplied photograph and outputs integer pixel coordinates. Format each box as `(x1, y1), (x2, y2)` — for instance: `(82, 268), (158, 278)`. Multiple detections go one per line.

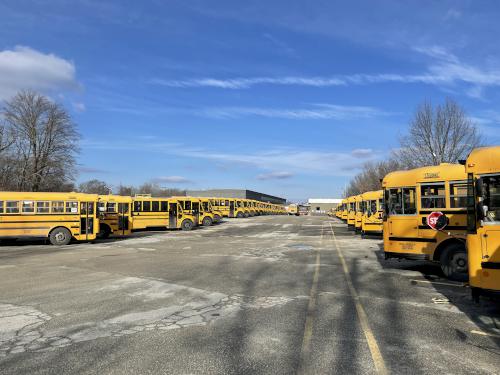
(427, 211), (447, 230)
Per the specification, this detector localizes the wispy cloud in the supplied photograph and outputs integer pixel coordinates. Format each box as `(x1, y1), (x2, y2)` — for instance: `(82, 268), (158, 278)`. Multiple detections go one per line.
(152, 175), (192, 184)
(256, 171), (294, 180)
(84, 139), (382, 177)
(0, 46), (80, 100)
(149, 46), (500, 98)
(199, 104), (392, 120)
(78, 166), (108, 174)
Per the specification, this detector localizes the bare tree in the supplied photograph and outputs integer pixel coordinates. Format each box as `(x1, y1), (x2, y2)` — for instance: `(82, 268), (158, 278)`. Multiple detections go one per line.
(78, 179), (111, 194)
(345, 158), (402, 197)
(395, 98), (482, 168)
(1, 90), (80, 191)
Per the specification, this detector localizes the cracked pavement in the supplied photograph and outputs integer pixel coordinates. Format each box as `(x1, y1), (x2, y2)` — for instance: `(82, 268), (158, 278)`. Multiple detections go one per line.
(0, 216), (499, 374)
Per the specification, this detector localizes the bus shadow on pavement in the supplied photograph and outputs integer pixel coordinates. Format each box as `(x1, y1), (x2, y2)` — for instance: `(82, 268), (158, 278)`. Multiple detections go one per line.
(375, 243), (500, 351)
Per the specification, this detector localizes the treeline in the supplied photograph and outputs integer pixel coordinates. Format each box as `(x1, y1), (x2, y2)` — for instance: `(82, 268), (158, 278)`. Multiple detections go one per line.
(77, 179), (186, 197)
(0, 90), (185, 196)
(344, 98), (482, 197)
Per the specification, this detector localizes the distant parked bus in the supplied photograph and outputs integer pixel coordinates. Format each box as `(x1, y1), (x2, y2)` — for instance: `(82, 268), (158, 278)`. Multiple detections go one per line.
(361, 190), (383, 235)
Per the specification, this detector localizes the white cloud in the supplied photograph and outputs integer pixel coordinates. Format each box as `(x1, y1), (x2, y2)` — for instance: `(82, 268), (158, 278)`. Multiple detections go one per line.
(0, 46), (79, 100)
(73, 102), (86, 112)
(256, 171), (294, 180)
(152, 176), (192, 184)
(199, 104), (391, 120)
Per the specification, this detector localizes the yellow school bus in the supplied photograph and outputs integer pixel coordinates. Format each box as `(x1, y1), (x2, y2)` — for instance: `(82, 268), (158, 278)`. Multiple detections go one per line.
(217, 198), (245, 218)
(176, 197), (215, 227)
(200, 198), (223, 223)
(354, 194), (363, 232)
(286, 204), (299, 216)
(361, 190), (383, 235)
(97, 195), (133, 238)
(132, 195), (197, 231)
(383, 163), (468, 280)
(340, 199), (348, 221)
(464, 146), (500, 299)
(0, 192), (99, 245)
(347, 196), (357, 229)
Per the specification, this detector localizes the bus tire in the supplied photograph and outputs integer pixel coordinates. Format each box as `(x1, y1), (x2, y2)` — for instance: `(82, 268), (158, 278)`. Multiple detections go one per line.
(202, 216), (213, 227)
(440, 243), (468, 282)
(49, 227), (72, 246)
(214, 214), (221, 223)
(181, 219), (194, 231)
(236, 212), (244, 218)
(244, 212), (249, 218)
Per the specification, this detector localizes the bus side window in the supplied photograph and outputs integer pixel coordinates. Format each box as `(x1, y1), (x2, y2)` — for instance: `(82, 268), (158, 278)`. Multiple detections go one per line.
(5, 201), (19, 214)
(107, 203), (116, 213)
(22, 201), (35, 214)
(134, 201), (142, 212)
(118, 203), (129, 213)
(66, 201), (78, 213)
(143, 201), (151, 211)
(160, 201), (168, 212)
(151, 201), (159, 212)
(450, 182), (468, 208)
(52, 201), (64, 213)
(420, 184), (445, 209)
(403, 188), (417, 214)
(0, 201), (3, 213)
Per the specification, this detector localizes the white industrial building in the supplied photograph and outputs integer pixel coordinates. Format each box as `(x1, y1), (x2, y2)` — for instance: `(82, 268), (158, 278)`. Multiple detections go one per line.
(308, 198), (342, 215)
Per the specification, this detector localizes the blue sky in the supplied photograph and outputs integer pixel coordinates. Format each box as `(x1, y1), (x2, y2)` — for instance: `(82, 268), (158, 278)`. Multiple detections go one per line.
(1, 1), (500, 201)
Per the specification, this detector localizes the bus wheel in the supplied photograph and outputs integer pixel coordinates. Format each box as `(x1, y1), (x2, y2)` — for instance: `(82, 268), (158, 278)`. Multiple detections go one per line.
(202, 217), (213, 227)
(49, 227), (72, 246)
(440, 244), (468, 282)
(181, 219), (194, 231)
(236, 212), (244, 218)
(244, 212), (249, 218)
(214, 214), (221, 223)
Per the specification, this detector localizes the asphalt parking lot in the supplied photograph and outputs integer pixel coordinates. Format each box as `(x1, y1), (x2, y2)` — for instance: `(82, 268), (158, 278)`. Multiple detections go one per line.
(0, 215), (499, 374)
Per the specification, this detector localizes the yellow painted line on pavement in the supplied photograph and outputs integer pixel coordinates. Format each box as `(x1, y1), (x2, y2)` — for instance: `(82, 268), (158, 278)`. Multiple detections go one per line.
(329, 222), (388, 375)
(297, 224), (323, 375)
(470, 330), (500, 338)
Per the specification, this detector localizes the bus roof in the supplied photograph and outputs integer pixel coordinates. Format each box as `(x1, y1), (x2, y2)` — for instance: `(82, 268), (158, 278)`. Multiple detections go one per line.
(361, 190), (383, 200)
(0, 191), (99, 200)
(465, 146), (500, 175)
(382, 163), (466, 188)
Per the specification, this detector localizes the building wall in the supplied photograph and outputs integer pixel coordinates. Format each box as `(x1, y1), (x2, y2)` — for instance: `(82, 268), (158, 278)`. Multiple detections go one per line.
(186, 189), (286, 205)
(309, 202), (339, 215)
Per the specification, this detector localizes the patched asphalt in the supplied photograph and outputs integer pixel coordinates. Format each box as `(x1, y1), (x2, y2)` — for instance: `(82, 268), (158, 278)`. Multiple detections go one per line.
(0, 216), (499, 374)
